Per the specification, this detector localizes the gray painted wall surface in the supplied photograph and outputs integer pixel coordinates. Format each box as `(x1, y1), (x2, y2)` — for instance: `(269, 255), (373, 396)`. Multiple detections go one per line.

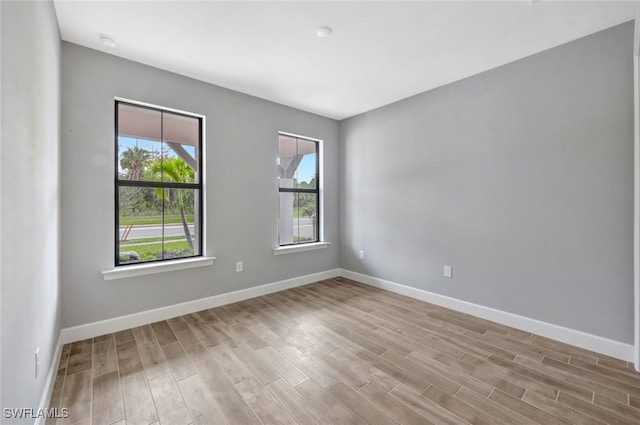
(340, 22), (634, 343)
(1, 1), (61, 420)
(61, 43), (339, 327)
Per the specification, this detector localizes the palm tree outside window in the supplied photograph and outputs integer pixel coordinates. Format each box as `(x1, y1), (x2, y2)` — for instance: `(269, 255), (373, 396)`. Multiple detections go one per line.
(115, 100), (203, 266)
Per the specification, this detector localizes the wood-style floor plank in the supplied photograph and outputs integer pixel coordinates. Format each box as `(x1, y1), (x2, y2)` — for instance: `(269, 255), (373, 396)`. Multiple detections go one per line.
(167, 317), (200, 347)
(148, 373), (193, 425)
(177, 374), (229, 425)
(92, 338), (117, 378)
(328, 381), (400, 425)
(67, 339), (92, 375)
(115, 340), (143, 377)
(464, 353), (560, 400)
(120, 371), (158, 425)
(58, 369), (92, 425)
(137, 340), (170, 380)
(231, 344), (281, 385)
(296, 378), (367, 425)
(432, 352), (528, 399)
(255, 346), (309, 386)
(266, 378), (331, 425)
(46, 278), (640, 425)
(522, 390), (606, 425)
(150, 320), (178, 346)
(381, 350), (461, 395)
(488, 388), (573, 425)
(423, 385), (506, 425)
(91, 371), (124, 425)
(203, 362), (263, 425)
(206, 342), (254, 384)
(114, 329), (135, 345)
(132, 324), (157, 345)
(359, 382), (435, 425)
(46, 367), (67, 425)
(389, 384), (470, 425)
(594, 393), (640, 422)
(279, 345), (338, 388)
(234, 376), (298, 425)
(406, 350), (494, 397)
(161, 341), (198, 381)
(557, 392), (639, 425)
(454, 386), (540, 425)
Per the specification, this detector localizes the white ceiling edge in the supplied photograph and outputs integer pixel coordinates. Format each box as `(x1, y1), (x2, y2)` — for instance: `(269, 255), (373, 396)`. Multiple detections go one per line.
(53, 1), (637, 120)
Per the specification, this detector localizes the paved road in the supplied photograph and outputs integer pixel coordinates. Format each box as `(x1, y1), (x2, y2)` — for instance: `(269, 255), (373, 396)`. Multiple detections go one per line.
(120, 218), (314, 240)
(292, 217), (314, 238)
(120, 224), (195, 240)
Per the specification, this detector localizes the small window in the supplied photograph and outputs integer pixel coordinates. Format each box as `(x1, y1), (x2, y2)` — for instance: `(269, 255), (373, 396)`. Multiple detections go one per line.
(278, 133), (320, 246)
(115, 100), (203, 266)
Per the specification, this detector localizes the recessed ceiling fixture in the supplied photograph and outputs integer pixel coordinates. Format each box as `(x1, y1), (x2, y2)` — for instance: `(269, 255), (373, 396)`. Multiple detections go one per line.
(99, 34), (117, 48)
(316, 26), (333, 38)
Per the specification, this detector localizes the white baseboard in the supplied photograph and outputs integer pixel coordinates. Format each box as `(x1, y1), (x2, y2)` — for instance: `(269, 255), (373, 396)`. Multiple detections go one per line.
(35, 334), (63, 425)
(340, 269), (635, 362)
(60, 268), (340, 344)
(57, 266), (634, 362)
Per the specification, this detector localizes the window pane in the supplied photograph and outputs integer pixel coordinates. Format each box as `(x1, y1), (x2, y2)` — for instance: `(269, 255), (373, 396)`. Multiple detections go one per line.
(295, 139), (317, 189)
(117, 104), (162, 182)
(119, 186), (201, 264)
(162, 188), (200, 259)
(278, 135), (296, 189)
(118, 105), (200, 184)
(162, 112), (199, 184)
(118, 186), (165, 264)
(279, 192), (317, 245)
(278, 135), (317, 190)
(297, 192), (318, 243)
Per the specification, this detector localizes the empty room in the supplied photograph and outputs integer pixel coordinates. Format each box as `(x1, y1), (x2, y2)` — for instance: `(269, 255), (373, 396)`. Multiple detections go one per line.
(3, 0), (640, 424)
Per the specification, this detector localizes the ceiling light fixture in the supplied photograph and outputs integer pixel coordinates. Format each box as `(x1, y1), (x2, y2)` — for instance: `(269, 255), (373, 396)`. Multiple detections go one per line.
(316, 26), (333, 38)
(99, 34), (117, 48)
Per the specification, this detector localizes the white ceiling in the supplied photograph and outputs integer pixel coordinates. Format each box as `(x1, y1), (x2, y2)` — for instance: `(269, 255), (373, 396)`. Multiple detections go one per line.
(53, 1), (637, 120)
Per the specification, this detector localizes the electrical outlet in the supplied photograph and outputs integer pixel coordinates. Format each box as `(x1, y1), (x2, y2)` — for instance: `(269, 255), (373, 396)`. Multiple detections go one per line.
(444, 265), (452, 278)
(359, 250), (365, 260)
(236, 261), (243, 272)
(35, 347), (40, 378)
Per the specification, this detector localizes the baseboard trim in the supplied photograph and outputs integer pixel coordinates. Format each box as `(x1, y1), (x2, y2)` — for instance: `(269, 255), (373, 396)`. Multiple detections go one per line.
(340, 269), (634, 362)
(35, 334), (63, 425)
(58, 266), (633, 362)
(60, 268), (340, 344)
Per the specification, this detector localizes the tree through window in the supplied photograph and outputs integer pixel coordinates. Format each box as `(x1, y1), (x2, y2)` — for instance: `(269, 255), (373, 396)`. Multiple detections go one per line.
(115, 100), (203, 265)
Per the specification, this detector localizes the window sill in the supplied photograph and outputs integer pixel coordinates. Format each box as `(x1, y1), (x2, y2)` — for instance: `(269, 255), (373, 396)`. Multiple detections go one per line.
(273, 242), (330, 256)
(102, 256), (216, 281)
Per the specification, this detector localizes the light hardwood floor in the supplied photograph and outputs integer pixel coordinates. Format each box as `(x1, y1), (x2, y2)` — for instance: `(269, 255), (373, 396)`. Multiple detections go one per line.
(47, 277), (640, 425)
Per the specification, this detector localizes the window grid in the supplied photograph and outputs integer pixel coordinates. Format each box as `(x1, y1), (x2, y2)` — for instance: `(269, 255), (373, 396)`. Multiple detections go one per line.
(115, 100), (203, 266)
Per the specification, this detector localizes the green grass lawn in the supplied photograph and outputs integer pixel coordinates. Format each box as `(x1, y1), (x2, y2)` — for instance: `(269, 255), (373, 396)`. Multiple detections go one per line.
(120, 240), (193, 261)
(293, 236), (314, 243)
(292, 208), (315, 219)
(120, 235), (186, 245)
(119, 215), (195, 226)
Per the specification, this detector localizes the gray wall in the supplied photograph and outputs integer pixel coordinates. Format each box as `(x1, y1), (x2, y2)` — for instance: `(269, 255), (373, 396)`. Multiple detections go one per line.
(340, 22), (634, 343)
(1, 0), (61, 420)
(61, 43), (339, 328)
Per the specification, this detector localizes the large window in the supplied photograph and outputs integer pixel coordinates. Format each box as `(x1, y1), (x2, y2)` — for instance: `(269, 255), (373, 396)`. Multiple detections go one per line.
(278, 133), (320, 246)
(115, 100), (203, 266)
